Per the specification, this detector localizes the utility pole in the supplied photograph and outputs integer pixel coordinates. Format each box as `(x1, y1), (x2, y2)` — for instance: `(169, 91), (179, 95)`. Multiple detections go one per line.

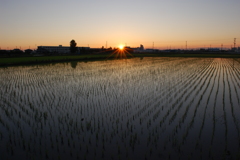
(234, 38), (236, 49)
(186, 41), (187, 50)
(153, 42), (154, 50)
(106, 41), (107, 49)
(221, 44), (223, 51)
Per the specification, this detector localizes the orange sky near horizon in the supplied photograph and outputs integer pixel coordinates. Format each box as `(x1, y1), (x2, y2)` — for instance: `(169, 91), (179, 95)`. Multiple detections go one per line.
(2, 38), (236, 50)
(0, 0), (239, 50)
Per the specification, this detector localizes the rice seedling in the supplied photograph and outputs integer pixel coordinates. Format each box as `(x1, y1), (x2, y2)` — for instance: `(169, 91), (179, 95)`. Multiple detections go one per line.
(0, 58), (239, 159)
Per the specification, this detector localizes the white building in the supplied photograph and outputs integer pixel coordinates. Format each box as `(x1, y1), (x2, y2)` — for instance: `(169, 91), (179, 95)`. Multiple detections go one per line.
(37, 45), (90, 54)
(133, 44), (145, 52)
(38, 45), (70, 54)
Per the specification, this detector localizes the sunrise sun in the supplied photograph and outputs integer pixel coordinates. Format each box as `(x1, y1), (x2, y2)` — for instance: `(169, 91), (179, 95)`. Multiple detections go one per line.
(106, 44), (133, 59)
(119, 45), (124, 50)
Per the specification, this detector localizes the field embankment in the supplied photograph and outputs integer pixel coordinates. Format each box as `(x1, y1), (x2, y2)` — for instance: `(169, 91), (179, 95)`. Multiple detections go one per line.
(0, 52), (240, 66)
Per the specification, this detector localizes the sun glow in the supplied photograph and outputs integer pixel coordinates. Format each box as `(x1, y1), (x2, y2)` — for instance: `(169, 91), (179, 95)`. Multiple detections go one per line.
(106, 44), (133, 59)
(119, 45), (124, 50)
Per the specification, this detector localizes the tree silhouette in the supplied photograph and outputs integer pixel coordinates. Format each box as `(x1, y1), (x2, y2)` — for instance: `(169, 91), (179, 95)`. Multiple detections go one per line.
(70, 40), (77, 53)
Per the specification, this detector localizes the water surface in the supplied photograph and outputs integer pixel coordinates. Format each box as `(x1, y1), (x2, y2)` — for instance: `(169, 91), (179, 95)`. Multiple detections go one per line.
(0, 57), (240, 159)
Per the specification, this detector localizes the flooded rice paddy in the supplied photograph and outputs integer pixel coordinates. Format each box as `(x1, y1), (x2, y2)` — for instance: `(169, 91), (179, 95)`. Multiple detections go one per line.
(0, 57), (240, 159)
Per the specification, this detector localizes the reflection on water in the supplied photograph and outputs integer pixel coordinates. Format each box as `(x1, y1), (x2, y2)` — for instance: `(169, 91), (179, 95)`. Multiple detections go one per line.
(0, 57), (240, 159)
(70, 61), (77, 69)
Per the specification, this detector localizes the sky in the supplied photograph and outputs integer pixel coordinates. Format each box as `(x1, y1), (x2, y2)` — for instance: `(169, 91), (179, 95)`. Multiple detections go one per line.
(1, 0), (240, 50)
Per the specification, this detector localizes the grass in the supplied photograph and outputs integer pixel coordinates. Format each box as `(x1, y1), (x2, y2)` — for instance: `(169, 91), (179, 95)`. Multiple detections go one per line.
(0, 54), (110, 66)
(0, 52), (240, 66)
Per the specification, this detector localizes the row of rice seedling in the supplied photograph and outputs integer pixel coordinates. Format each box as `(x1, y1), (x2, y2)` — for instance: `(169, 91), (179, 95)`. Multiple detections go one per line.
(0, 58), (240, 159)
(222, 59), (240, 156)
(158, 59), (216, 158)
(105, 57), (216, 159)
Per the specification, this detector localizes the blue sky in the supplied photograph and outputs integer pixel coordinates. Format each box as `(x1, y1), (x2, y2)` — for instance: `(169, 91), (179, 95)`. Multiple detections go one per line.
(1, 0), (240, 49)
